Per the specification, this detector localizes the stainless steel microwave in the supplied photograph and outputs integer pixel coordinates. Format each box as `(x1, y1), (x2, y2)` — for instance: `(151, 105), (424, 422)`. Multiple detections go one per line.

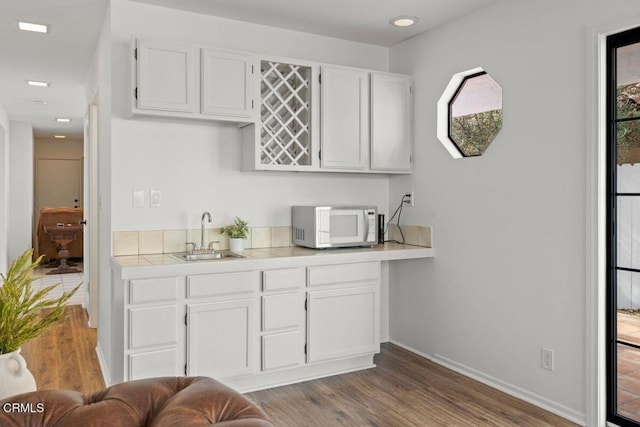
(292, 206), (377, 249)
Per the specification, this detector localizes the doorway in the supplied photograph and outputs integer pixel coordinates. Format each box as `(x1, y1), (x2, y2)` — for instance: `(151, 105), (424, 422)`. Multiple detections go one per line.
(0, 126), (6, 273)
(84, 98), (99, 328)
(606, 25), (640, 426)
(35, 158), (82, 211)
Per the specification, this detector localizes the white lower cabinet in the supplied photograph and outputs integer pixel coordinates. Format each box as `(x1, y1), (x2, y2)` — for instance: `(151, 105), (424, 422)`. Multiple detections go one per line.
(124, 276), (184, 381)
(129, 348), (179, 381)
(260, 268), (306, 372)
(262, 330), (304, 371)
(187, 299), (256, 380)
(307, 286), (379, 363)
(117, 262), (380, 390)
(306, 262), (380, 364)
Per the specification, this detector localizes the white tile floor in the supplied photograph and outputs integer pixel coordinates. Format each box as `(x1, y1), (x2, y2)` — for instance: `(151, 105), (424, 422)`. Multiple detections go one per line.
(33, 262), (85, 306)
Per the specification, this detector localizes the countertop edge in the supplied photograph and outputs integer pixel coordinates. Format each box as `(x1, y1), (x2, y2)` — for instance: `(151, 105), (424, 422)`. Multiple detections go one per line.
(111, 244), (434, 280)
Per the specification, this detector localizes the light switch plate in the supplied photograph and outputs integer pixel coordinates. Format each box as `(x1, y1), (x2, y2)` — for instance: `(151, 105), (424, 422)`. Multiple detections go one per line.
(150, 189), (161, 207)
(132, 189), (145, 208)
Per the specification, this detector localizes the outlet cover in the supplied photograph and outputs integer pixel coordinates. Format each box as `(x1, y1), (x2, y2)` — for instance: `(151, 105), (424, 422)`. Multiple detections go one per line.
(150, 189), (161, 207)
(132, 190), (145, 208)
(542, 348), (554, 372)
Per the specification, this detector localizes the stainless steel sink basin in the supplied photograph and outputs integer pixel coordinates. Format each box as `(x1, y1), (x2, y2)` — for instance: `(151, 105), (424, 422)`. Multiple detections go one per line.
(173, 251), (246, 261)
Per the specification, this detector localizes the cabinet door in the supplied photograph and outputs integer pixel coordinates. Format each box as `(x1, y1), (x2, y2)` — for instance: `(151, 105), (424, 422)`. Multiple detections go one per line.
(187, 299), (255, 379)
(307, 286), (379, 363)
(320, 66), (369, 169)
(136, 39), (196, 112)
(201, 49), (254, 119)
(370, 72), (412, 171)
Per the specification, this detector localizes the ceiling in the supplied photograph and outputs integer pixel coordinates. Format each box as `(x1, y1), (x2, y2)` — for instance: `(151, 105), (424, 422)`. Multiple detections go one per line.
(1, 0), (498, 139)
(132, 0), (499, 47)
(1, 0), (107, 138)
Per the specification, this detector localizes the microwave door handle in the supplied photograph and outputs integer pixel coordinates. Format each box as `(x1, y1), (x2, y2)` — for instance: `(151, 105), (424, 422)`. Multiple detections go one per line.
(363, 211), (369, 238)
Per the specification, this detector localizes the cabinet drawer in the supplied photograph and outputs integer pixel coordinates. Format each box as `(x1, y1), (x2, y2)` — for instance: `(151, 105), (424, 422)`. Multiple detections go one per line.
(129, 306), (178, 349)
(262, 331), (304, 371)
(263, 268), (305, 291)
(308, 262), (380, 287)
(129, 348), (178, 381)
(129, 277), (180, 304)
(187, 271), (258, 298)
(262, 293), (301, 332)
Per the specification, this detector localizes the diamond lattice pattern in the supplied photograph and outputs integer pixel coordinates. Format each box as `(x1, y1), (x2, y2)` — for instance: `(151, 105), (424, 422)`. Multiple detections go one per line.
(260, 61), (311, 166)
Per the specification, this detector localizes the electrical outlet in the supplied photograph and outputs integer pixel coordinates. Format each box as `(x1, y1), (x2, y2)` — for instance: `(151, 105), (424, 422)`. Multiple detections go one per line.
(404, 192), (414, 207)
(150, 189), (162, 207)
(542, 348), (554, 371)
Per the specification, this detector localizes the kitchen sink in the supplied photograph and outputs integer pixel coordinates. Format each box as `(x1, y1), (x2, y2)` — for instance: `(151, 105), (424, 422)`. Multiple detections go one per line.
(172, 251), (246, 261)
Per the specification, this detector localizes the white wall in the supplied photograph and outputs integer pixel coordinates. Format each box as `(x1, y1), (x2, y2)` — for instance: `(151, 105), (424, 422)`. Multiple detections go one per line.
(0, 105), (8, 272)
(34, 137), (83, 159)
(85, 3), (112, 380)
(387, 0), (640, 422)
(109, 0), (390, 232)
(7, 121), (33, 262)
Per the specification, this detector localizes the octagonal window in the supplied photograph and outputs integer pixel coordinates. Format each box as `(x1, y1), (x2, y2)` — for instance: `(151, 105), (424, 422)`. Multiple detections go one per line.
(437, 68), (503, 158)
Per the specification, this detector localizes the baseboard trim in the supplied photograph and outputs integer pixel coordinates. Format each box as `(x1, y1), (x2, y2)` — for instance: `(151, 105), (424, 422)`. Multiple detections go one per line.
(432, 353), (585, 426)
(95, 344), (111, 387)
(388, 340), (584, 425)
(388, 340), (434, 361)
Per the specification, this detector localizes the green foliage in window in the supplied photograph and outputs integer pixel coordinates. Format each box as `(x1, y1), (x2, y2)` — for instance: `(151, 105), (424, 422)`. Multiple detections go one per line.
(450, 109), (503, 157)
(617, 83), (640, 165)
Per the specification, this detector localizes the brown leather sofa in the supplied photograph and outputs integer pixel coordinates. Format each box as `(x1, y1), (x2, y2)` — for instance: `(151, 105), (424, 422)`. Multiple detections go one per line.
(36, 207), (83, 262)
(0, 376), (273, 427)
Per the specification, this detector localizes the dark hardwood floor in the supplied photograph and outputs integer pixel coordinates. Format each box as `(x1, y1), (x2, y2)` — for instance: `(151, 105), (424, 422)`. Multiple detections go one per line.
(247, 344), (576, 426)
(22, 305), (575, 426)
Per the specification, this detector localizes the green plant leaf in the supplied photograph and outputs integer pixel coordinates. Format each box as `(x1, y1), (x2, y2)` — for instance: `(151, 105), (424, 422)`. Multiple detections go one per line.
(0, 249), (80, 354)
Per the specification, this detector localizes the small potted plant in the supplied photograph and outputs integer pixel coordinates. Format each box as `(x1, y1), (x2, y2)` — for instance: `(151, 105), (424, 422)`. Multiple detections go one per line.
(0, 249), (80, 399)
(220, 217), (249, 252)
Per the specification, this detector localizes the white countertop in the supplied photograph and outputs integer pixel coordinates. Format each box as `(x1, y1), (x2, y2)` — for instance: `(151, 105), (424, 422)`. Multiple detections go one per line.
(111, 243), (434, 280)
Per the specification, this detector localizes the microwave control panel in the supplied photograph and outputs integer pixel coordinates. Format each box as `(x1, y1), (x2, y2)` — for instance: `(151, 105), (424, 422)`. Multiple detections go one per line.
(366, 209), (376, 243)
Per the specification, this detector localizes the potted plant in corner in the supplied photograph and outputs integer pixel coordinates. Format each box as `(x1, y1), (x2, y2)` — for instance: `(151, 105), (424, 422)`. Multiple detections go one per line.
(0, 249), (79, 400)
(220, 217), (249, 253)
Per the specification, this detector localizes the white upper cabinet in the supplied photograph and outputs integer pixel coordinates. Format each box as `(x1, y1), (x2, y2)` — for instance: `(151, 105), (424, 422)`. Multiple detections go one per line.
(370, 72), (412, 172)
(242, 59), (317, 171)
(320, 66), (369, 170)
(132, 38), (412, 173)
(201, 49), (254, 120)
(136, 39), (196, 113)
(131, 38), (255, 124)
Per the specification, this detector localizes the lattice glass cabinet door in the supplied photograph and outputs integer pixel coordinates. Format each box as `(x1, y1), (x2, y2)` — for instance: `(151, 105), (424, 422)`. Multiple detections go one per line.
(259, 60), (312, 167)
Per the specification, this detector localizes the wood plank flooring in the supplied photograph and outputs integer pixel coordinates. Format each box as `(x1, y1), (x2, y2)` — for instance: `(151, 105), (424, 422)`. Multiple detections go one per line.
(247, 344), (576, 426)
(21, 305), (575, 426)
(21, 305), (104, 394)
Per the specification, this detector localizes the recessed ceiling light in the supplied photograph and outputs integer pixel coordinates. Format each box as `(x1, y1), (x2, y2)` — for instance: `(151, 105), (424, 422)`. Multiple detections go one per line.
(54, 135), (66, 139)
(29, 100), (47, 105)
(27, 80), (49, 87)
(56, 118), (71, 123)
(390, 16), (419, 27)
(17, 21), (48, 33)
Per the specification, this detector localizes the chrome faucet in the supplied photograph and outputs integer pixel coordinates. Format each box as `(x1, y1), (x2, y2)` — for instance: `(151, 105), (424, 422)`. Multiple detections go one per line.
(201, 211), (212, 250)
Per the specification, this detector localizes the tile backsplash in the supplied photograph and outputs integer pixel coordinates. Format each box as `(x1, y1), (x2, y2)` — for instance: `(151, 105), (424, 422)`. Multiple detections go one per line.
(388, 225), (432, 247)
(113, 226), (293, 256)
(113, 224), (432, 256)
